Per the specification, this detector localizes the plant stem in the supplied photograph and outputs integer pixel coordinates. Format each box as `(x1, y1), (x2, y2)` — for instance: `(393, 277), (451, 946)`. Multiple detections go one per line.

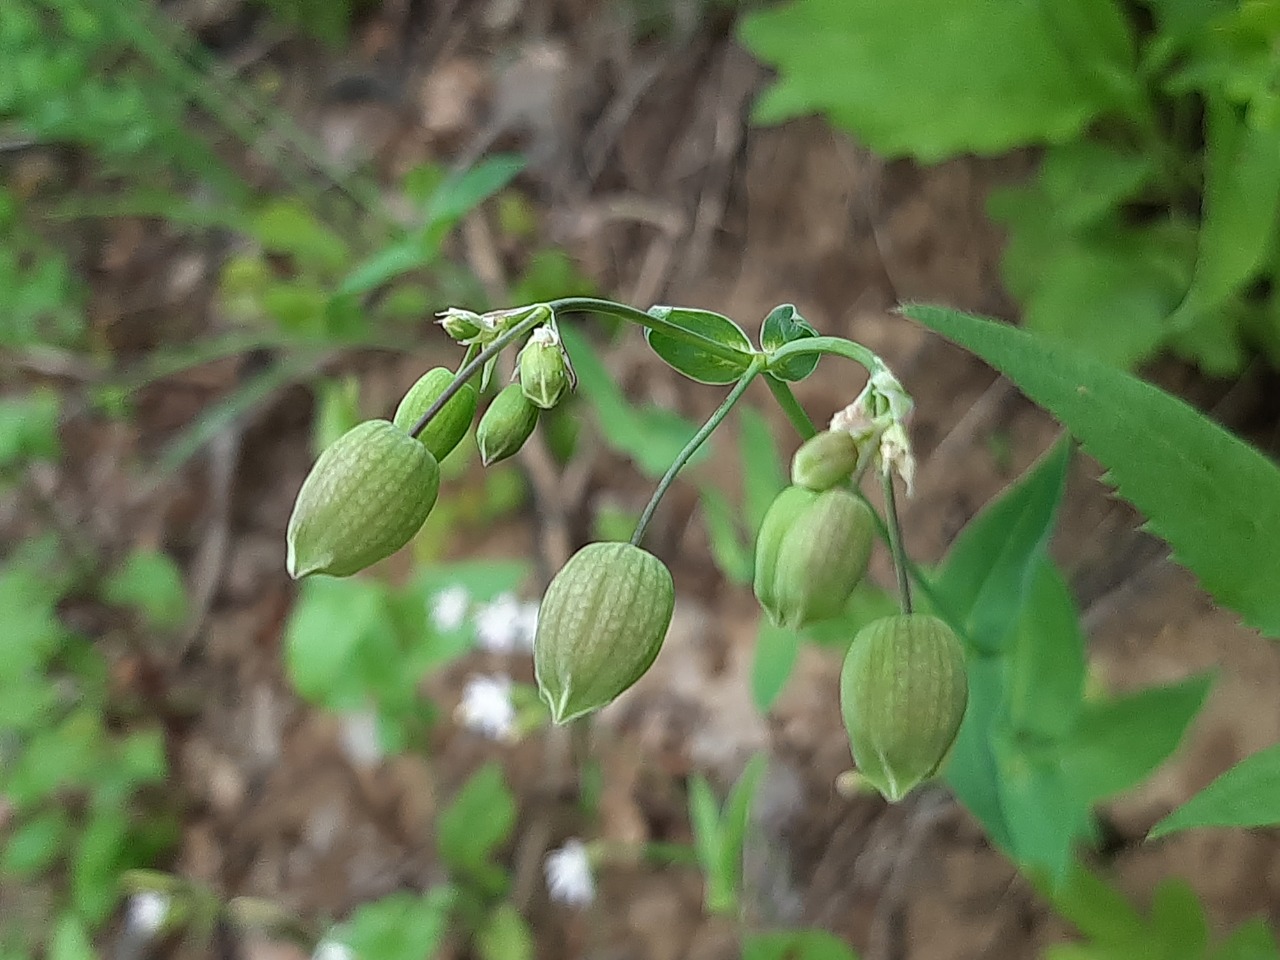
(765, 374), (818, 440)
(882, 468), (913, 615)
(407, 313), (545, 439)
(548, 297), (754, 368)
(766, 335), (884, 377)
(630, 358), (766, 548)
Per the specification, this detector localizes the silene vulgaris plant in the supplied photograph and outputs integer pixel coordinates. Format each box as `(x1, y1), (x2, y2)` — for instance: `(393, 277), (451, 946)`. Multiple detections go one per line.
(286, 296), (967, 801)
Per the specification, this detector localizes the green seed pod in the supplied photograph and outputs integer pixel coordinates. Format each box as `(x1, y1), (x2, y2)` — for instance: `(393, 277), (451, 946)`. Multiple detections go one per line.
(518, 327), (572, 409)
(286, 420), (440, 579)
(476, 384), (539, 465)
(754, 485), (875, 630)
(840, 614), (968, 802)
(393, 367), (478, 461)
(791, 430), (860, 491)
(534, 542), (675, 723)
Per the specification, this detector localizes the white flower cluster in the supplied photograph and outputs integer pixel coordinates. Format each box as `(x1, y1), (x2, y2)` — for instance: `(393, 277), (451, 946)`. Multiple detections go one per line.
(430, 584), (540, 742)
(313, 939), (356, 960)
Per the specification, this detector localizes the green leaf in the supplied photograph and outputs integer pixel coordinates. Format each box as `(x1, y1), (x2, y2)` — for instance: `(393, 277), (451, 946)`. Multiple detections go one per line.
(48, 916), (94, 960)
(739, 405), (787, 534)
(251, 199), (349, 273)
(1151, 742), (1280, 838)
(934, 439), (1071, 654)
(715, 754), (767, 915)
(739, 0), (1114, 161)
(72, 803), (128, 922)
(2, 809), (68, 876)
(1007, 559), (1086, 741)
(760, 304), (819, 381)
(1171, 100), (1280, 328)
(751, 621), (798, 713)
(745, 930), (859, 960)
(1211, 919), (1280, 960)
(1033, 142), (1155, 230)
(337, 242), (425, 298)
(345, 888), (457, 960)
(477, 903), (535, 960)
(993, 731), (1092, 882)
(427, 155), (526, 228)
(1149, 879), (1209, 957)
(312, 375), (362, 458)
(688, 773), (728, 912)
(943, 655), (1011, 849)
(437, 763), (516, 878)
(1050, 860), (1148, 951)
(699, 485), (753, 585)
(644, 306), (754, 384)
(906, 305), (1280, 638)
(285, 577), (395, 706)
(1061, 673), (1213, 801)
(102, 549), (186, 630)
(0, 390), (60, 470)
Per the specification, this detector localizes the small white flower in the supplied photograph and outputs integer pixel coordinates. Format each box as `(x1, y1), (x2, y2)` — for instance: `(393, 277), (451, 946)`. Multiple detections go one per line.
(545, 838), (595, 906)
(339, 709), (383, 768)
(456, 674), (516, 741)
(430, 584), (470, 632)
(126, 891), (169, 936)
(313, 940), (356, 960)
(475, 593), (522, 653)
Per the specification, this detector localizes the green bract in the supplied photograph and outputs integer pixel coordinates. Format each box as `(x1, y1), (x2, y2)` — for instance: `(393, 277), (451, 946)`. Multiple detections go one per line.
(476, 384), (540, 465)
(286, 419), (440, 579)
(840, 614), (968, 802)
(534, 542), (675, 724)
(393, 367), (478, 461)
(753, 485), (874, 630)
(790, 430), (860, 491)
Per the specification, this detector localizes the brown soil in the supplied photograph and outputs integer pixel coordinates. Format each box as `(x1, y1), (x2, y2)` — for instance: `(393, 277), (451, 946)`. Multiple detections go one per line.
(16, 2), (1280, 958)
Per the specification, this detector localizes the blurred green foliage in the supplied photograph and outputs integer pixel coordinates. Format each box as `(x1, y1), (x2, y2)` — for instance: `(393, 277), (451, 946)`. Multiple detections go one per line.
(741, 0), (1280, 373)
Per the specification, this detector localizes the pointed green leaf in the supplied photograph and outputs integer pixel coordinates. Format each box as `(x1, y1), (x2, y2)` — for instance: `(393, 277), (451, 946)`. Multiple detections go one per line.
(644, 306), (754, 384)
(1007, 558), (1086, 741)
(1061, 673), (1213, 801)
(1151, 742), (1280, 838)
(934, 439), (1071, 654)
(751, 621), (799, 713)
(905, 305), (1280, 639)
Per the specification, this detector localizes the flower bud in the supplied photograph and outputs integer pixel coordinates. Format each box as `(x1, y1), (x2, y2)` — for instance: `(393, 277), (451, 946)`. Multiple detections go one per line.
(476, 384), (539, 465)
(534, 542), (675, 723)
(393, 367), (478, 461)
(840, 614), (968, 802)
(286, 420), (440, 578)
(518, 326), (573, 409)
(754, 485), (874, 630)
(437, 307), (486, 342)
(791, 430), (860, 491)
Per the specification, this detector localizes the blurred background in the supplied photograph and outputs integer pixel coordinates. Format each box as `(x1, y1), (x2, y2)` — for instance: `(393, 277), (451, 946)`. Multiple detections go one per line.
(3, 0), (1280, 958)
